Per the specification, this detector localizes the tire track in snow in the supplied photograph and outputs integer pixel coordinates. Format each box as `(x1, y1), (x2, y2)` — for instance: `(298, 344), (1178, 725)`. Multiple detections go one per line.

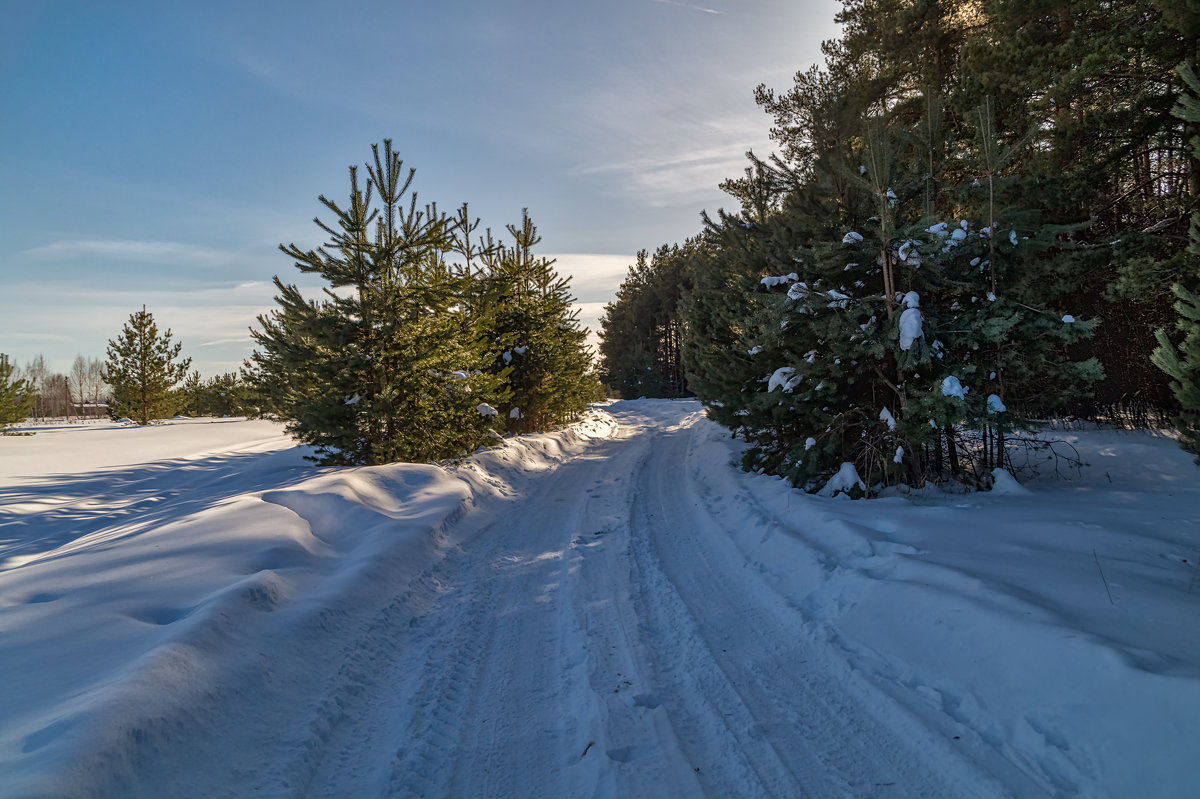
(675, 420), (1040, 796)
(296, 429), (648, 797)
(563, 422), (706, 799)
(301, 407), (716, 797)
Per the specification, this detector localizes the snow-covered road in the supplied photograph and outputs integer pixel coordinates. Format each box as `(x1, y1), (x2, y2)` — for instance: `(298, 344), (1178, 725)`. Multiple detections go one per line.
(265, 401), (989, 797)
(4, 401), (1199, 797)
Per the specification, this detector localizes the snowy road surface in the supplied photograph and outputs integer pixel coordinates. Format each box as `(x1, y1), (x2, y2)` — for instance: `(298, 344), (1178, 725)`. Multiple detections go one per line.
(252, 401), (983, 798)
(3, 402), (1199, 797)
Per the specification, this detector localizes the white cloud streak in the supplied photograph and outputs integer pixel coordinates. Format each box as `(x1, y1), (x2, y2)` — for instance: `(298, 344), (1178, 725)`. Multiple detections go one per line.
(2, 280), (283, 377)
(652, 0), (723, 14)
(5, 332), (74, 343)
(21, 239), (241, 267)
(544, 254), (637, 353)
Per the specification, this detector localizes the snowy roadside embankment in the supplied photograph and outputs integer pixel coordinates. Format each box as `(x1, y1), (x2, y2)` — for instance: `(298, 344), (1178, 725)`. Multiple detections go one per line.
(0, 413), (617, 796)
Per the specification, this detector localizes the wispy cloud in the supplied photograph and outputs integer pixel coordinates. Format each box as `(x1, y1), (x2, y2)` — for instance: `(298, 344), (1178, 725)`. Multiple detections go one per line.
(1, 258), (627, 377)
(1, 280), (284, 376)
(547, 253), (634, 303)
(198, 336), (256, 348)
(565, 98), (769, 208)
(573, 301), (611, 344)
(652, 0), (723, 13)
(5, 332), (74, 343)
(21, 239), (239, 267)
(571, 142), (752, 208)
(543, 2), (841, 223)
(542, 255), (638, 350)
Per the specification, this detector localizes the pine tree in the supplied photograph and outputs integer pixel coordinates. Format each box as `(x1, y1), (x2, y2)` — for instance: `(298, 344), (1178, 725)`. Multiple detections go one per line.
(248, 141), (507, 465)
(1153, 61), (1200, 461)
(205, 373), (247, 417)
(685, 77), (1103, 491)
(180, 370), (205, 416)
(180, 371), (247, 417)
(1, 354), (36, 429)
(600, 250), (655, 398)
(957, 0), (1193, 416)
(474, 210), (601, 433)
(600, 244), (693, 399)
(683, 178), (807, 460)
(102, 307), (191, 425)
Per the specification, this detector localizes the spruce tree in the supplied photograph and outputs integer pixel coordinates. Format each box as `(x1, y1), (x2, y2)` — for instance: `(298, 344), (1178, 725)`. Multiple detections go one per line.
(248, 141), (507, 465)
(0, 354), (36, 429)
(102, 307), (191, 425)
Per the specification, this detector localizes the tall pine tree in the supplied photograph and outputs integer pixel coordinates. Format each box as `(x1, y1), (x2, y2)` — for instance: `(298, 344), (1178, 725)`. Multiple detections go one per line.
(682, 2), (1111, 491)
(599, 244), (693, 399)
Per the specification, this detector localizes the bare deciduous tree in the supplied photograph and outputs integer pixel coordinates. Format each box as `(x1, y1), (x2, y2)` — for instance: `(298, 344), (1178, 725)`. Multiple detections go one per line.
(70, 356), (88, 417)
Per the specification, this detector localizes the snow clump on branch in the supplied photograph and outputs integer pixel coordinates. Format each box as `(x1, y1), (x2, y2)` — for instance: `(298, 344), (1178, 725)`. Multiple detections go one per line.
(760, 273), (799, 288)
(899, 292), (923, 351)
(767, 367), (801, 393)
(941, 376), (968, 399)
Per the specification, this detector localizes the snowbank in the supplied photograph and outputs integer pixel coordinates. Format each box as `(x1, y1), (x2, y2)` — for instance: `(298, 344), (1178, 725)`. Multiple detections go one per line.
(0, 411), (618, 795)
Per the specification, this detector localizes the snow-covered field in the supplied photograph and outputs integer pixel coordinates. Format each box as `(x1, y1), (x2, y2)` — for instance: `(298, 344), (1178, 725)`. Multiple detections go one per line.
(1, 402), (1198, 798)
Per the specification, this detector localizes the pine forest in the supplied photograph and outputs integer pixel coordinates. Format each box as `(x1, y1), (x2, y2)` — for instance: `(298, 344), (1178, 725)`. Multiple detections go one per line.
(599, 0), (1200, 491)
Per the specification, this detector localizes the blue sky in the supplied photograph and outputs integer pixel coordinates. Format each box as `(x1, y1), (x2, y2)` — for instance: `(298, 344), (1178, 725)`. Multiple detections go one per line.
(2, 0), (839, 377)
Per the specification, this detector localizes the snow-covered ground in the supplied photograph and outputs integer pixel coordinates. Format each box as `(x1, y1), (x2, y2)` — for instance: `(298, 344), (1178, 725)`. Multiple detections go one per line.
(1, 402), (1198, 798)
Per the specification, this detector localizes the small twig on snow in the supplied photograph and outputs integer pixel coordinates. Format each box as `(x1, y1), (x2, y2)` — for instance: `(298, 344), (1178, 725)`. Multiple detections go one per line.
(1093, 549), (1114, 605)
